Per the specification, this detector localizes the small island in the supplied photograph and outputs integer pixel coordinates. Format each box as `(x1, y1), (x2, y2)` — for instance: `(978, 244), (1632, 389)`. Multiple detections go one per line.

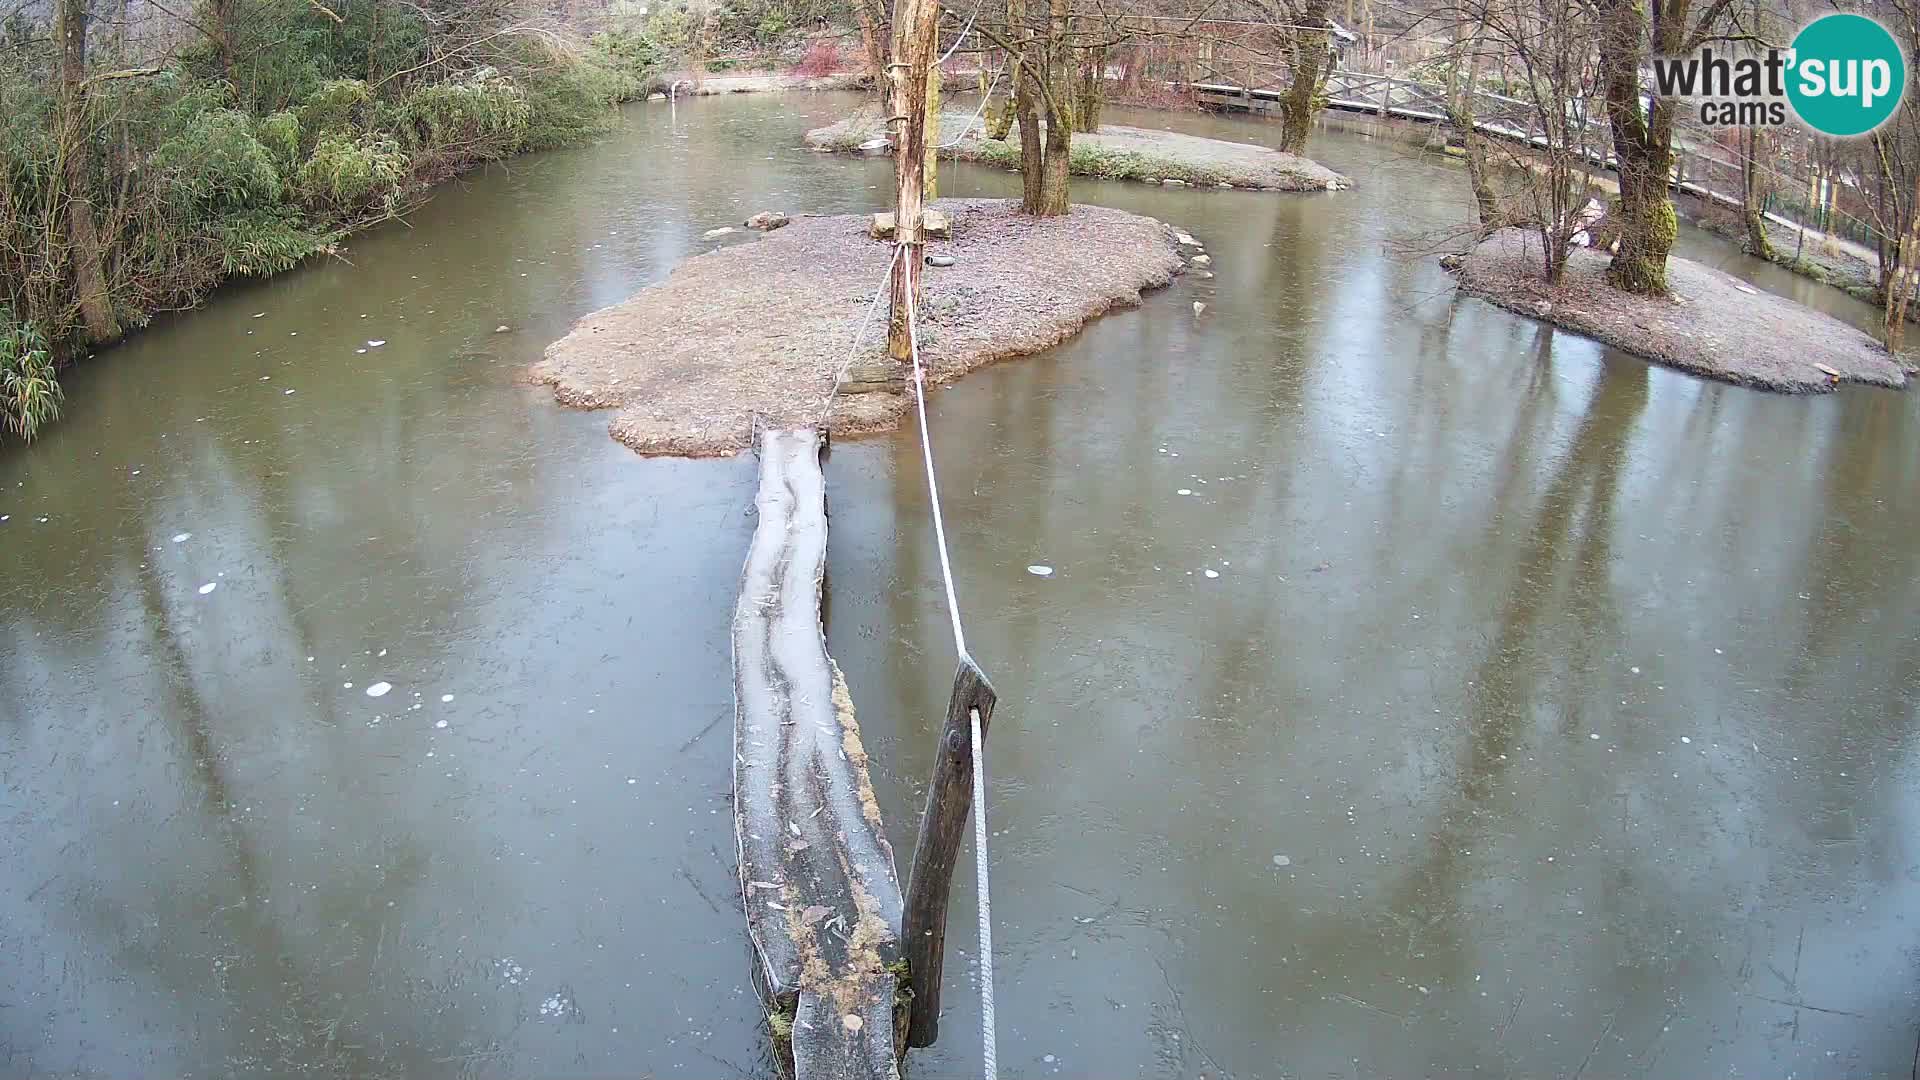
(1452, 229), (1908, 394)
(806, 109), (1350, 192)
(533, 199), (1193, 456)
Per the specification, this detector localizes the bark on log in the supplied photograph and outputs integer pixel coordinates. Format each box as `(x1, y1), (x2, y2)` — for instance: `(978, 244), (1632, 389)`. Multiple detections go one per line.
(901, 655), (998, 1047)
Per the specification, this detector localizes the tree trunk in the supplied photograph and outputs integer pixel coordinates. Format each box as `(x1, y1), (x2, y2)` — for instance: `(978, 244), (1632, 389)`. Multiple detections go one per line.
(924, 62), (940, 199)
(1598, 0), (1679, 295)
(1074, 44), (1104, 133)
(1032, 0), (1071, 215)
(886, 0), (938, 361)
(1277, 0), (1332, 156)
(56, 0), (118, 346)
(1448, 44), (1498, 233)
(1011, 0), (1045, 213)
(1741, 128), (1773, 260)
(856, 0), (887, 83)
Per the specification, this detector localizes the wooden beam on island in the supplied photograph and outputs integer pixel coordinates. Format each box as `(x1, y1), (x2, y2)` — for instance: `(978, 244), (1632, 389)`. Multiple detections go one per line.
(733, 427), (906, 1079)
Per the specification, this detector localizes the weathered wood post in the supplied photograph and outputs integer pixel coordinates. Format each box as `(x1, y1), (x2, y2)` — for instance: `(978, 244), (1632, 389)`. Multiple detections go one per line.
(887, 0), (940, 363)
(900, 655), (998, 1046)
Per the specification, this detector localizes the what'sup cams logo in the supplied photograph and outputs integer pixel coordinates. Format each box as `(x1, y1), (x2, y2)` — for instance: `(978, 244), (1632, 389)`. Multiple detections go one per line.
(1652, 13), (1907, 136)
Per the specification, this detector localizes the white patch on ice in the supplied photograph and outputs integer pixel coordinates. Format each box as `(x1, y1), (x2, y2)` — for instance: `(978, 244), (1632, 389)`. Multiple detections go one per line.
(366, 681), (392, 697)
(1630, 665), (1641, 674)
(1589, 732), (1600, 740)
(1680, 736), (1691, 744)
(1272, 854), (1290, 867)
(1204, 569), (1220, 579)
(197, 582), (217, 595)
(435, 719), (448, 729)
(1027, 565), (1053, 577)
(283, 388), (296, 395)
(1177, 488), (1193, 496)
(172, 532), (191, 543)
(367, 339), (386, 347)
(252, 312), (265, 318)
(441, 693), (454, 703)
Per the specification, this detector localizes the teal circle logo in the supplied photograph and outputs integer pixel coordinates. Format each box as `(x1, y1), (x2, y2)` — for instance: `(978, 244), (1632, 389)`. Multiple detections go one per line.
(1787, 14), (1906, 136)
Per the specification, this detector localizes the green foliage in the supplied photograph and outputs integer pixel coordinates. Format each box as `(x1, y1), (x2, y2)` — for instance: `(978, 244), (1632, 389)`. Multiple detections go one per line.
(520, 53), (621, 151)
(255, 110), (302, 171)
(151, 108), (285, 212)
(399, 71), (531, 165)
(299, 78), (374, 142)
(590, 29), (670, 99)
(295, 132), (407, 214)
(0, 316), (60, 443)
(211, 209), (332, 276)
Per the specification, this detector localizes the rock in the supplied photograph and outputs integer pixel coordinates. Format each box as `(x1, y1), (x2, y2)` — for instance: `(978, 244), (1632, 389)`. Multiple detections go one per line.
(1175, 232), (1200, 246)
(839, 356), (905, 394)
(869, 210), (951, 240)
(646, 92), (666, 102)
(856, 137), (891, 153)
(1142, 177), (1161, 184)
(703, 226), (737, 239)
(1162, 178), (1187, 187)
(1193, 270), (1215, 279)
(1191, 254), (1212, 267)
(1439, 253), (1466, 271)
(1325, 179), (1341, 191)
(494, 324), (511, 333)
(1216, 182), (1234, 189)
(926, 253), (955, 267)
(745, 211), (791, 231)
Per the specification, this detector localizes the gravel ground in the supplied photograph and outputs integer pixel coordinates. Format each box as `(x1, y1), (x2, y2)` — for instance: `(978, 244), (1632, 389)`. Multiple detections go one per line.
(532, 199), (1186, 456)
(806, 108), (1350, 191)
(1454, 228), (1908, 393)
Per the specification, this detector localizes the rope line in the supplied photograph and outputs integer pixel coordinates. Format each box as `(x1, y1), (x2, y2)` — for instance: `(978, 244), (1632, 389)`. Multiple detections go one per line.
(937, 69), (1003, 149)
(814, 244), (906, 431)
(901, 257), (968, 660)
(969, 704), (997, 1080)
(901, 247), (996, 1080)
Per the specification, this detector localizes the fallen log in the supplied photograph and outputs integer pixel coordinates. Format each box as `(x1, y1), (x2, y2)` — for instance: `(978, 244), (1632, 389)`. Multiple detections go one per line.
(732, 427), (907, 1079)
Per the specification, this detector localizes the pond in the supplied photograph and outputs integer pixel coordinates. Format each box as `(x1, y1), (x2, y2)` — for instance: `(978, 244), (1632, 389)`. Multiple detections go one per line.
(3, 92), (1916, 1078)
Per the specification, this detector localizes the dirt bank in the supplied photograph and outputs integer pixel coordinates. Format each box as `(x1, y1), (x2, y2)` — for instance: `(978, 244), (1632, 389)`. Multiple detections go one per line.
(533, 199), (1187, 456)
(806, 108), (1350, 192)
(1452, 228), (1907, 393)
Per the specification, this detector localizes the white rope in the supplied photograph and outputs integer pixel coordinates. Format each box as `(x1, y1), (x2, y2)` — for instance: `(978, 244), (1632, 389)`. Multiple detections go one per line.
(937, 69), (1003, 149)
(937, 0), (984, 66)
(814, 244), (905, 430)
(901, 252), (968, 659)
(901, 251), (996, 1080)
(969, 704), (997, 1080)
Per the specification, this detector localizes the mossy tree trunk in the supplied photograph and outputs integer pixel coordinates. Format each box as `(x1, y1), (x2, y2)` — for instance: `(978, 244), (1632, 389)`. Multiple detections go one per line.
(55, 0), (119, 346)
(1740, 127), (1773, 260)
(1276, 0), (1332, 156)
(1032, 0), (1071, 214)
(1597, 0), (1695, 296)
(1009, 0), (1047, 213)
(1073, 43), (1104, 133)
(1446, 38), (1499, 235)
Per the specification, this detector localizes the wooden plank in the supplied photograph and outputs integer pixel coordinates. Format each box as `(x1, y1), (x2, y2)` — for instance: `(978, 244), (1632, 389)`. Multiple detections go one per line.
(901, 655), (998, 1047)
(733, 427), (905, 1079)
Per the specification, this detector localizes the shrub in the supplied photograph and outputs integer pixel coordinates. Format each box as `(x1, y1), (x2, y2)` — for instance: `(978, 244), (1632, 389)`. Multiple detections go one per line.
(520, 59), (621, 151)
(210, 209), (333, 276)
(295, 132), (407, 215)
(255, 110), (302, 172)
(400, 71), (532, 165)
(0, 316), (60, 443)
(150, 108), (285, 213)
(792, 38), (841, 77)
(298, 79), (374, 143)
(589, 28), (669, 99)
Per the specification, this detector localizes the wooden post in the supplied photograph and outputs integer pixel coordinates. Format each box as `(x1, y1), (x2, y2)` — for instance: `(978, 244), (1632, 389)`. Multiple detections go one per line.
(887, 0), (939, 363)
(901, 655), (998, 1047)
